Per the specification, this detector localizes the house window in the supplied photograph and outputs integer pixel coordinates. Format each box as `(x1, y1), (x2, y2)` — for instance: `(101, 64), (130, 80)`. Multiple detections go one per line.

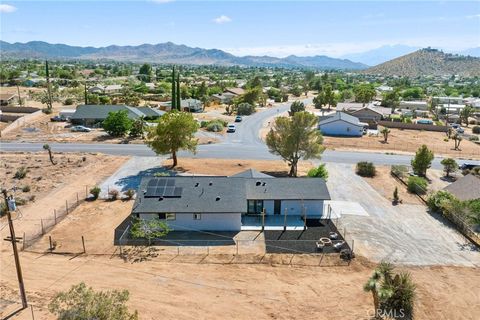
(247, 200), (264, 214)
(193, 213), (201, 220)
(158, 213), (166, 220)
(166, 213), (176, 221)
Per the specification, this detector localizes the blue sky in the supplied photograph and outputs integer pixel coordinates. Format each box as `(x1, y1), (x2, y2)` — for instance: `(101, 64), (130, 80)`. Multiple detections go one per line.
(1, 1), (479, 57)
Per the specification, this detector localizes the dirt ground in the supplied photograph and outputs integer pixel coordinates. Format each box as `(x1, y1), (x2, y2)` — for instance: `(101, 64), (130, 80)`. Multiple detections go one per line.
(165, 158), (314, 176)
(1, 252), (479, 320)
(324, 128), (480, 159)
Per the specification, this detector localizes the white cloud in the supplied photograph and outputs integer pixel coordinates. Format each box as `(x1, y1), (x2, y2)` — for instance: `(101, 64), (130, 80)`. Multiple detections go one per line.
(213, 15), (232, 24)
(0, 4), (17, 13)
(466, 14), (480, 19)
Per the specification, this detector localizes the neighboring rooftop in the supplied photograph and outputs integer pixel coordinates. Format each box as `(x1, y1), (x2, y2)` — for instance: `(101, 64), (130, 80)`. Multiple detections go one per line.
(71, 105), (164, 120)
(318, 111), (367, 127)
(444, 174), (480, 201)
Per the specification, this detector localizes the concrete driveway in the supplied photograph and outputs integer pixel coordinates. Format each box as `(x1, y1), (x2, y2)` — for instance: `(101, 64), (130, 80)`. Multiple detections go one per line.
(326, 163), (480, 267)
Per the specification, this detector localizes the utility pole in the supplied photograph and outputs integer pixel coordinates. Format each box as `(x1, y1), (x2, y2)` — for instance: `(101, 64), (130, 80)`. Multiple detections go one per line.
(2, 189), (28, 309)
(16, 83), (22, 107)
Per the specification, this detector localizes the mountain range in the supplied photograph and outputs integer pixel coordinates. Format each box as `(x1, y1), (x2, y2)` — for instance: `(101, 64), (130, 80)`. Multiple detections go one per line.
(362, 48), (480, 77)
(0, 41), (368, 70)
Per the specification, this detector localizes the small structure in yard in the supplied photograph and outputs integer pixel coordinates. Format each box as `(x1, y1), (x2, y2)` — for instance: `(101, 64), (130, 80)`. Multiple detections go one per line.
(159, 99), (203, 112)
(443, 174), (480, 201)
(0, 93), (17, 106)
(131, 169), (331, 231)
(318, 112), (367, 137)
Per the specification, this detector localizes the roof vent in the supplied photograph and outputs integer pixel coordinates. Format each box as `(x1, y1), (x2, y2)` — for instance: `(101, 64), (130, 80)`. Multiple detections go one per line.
(143, 189), (147, 194)
(195, 182), (199, 187)
(216, 196), (221, 201)
(255, 181), (261, 186)
(262, 182), (266, 186)
(158, 197), (164, 201)
(209, 181), (213, 186)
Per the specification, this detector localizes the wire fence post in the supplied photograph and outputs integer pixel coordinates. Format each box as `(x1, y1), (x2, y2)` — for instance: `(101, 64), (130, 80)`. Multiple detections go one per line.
(41, 219), (44, 235)
(351, 239), (355, 254)
(66, 200), (69, 215)
(49, 236), (52, 252)
(81, 236), (86, 253)
(30, 304), (35, 320)
(76, 192), (79, 206)
(22, 232), (25, 251)
(54, 209), (57, 224)
(85, 185), (88, 198)
(236, 241), (239, 255)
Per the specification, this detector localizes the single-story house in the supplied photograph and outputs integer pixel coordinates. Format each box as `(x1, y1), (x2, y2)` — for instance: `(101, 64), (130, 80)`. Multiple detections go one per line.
(432, 96), (464, 105)
(225, 87), (245, 96)
(437, 104), (466, 115)
(349, 106), (391, 126)
(88, 84), (123, 94)
(318, 112), (368, 137)
(131, 169), (331, 231)
(399, 100), (429, 111)
(444, 174), (480, 201)
(0, 93), (17, 106)
(159, 99), (203, 112)
(211, 92), (236, 104)
(70, 104), (164, 126)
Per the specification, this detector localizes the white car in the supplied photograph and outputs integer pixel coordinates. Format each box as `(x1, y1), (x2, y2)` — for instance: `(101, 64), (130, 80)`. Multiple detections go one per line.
(71, 125), (92, 132)
(227, 124), (236, 133)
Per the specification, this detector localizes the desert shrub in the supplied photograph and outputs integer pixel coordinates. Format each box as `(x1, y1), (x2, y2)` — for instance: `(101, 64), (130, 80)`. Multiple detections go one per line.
(206, 120), (224, 132)
(124, 189), (135, 200)
(64, 98), (74, 105)
(89, 186), (101, 200)
(472, 126), (480, 134)
(42, 108), (53, 114)
(237, 103), (255, 115)
(356, 162), (376, 177)
(29, 195), (36, 202)
(391, 165), (408, 178)
(407, 176), (428, 194)
(15, 198), (27, 206)
(14, 167), (28, 179)
(469, 135), (479, 141)
(0, 203), (6, 217)
(427, 190), (456, 212)
(108, 189), (120, 200)
(307, 164), (328, 181)
(200, 121), (209, 128)
(22, 185), (31, 192)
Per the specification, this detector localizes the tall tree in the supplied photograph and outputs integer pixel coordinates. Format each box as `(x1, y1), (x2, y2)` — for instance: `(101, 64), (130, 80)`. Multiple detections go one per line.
(45, 60), (53, 112)
(354, 83), (376, 106)
(176, 70), (181, 111)
(103, 110), (134, 137)
(381, 89), (400, 112)
(266, 111), (324, 177)
(411, 145), (434, 177)
(171, 66), (176, 110)
(440, 158), (458, 178)
(460, 105), (473, 127)
(289, 101), (305, 116)
(138, 63), (152, 82)
(147, 111), (199, 167)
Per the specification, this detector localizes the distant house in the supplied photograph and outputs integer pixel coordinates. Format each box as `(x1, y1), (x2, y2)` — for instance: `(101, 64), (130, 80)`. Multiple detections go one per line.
(444, 174), (480, 201)
(131, 169), (331, 231)
(70, 104), (164, 126)
(88, 84), (123, 95)
(349, 106), (391, 126)
(159, 99), (203, 112)
(225, 87), (245, 96)
(399, 100), (428, 111)
(23, 78), (45, 87)
(0, 93), (17, 106)
(211, 92), (236, 104)
(318, 112), (367, 137)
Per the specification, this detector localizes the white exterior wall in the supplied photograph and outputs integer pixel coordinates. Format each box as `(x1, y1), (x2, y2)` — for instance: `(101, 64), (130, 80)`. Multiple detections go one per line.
(138, 213), (241, 231)
(281, 200), (325, 216)
(319, 120), (363, 136)
(264, 200), (275, 215)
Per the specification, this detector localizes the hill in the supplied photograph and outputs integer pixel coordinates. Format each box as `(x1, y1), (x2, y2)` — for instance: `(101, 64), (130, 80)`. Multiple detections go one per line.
(0, 41), (367, 70)
(341, 45), (420, 66)
(362, 48), (480, 77)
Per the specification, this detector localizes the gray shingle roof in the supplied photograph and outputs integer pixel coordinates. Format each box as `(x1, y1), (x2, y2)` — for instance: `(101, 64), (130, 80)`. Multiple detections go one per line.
(230, 169), (273, 178)
(318, 112), (363, 126)
(444, 174), (480, 201)
(132, 170), (330, 214)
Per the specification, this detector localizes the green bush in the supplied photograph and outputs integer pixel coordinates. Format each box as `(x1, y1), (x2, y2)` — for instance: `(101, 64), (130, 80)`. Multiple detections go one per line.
(200, 121), (209, 128)
(391, 165), (408, 178)
(14, 167), (28, 179)
(64, 98), (74, 105)
(356, 162), (376, 177)
(469, 135), (479, 142)
(22, 185), (31, 192)
(108, 189), (120, 201)
(237, 103), (255, 115)
(407, 176), (428, 194)
(124, 189), (135, 200)
(89, 186), (101, 200)
(307, 164), (328, 181)
(472, 126), (480, 134)
(206, 120), (224, 132)
(427, 190), (456, 212)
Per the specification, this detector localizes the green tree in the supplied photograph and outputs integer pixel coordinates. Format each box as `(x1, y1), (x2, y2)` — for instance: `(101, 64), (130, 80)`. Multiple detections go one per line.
(138, 63), (152, 82)
(130, 217), (171, 245)
(147, 111), (199, 167)
(129, 116), (147, 139)
(266, 111), (324, 177)
(411, 145), (434, 177)
(381, 90), (400, 112)
(354, 83), (376, 106)
(364, 262), (394, 319)
(307, 164), (328, 181)
(102, 110), (133, 137)
(460, 105), (473, 127)
(289, 101), (305, 116)
(48, 282), (138, 320)
(440, 158), (458, 178)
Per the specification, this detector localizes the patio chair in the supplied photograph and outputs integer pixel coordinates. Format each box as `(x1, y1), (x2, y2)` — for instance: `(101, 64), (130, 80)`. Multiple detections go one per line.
(315, 241), (324, 251)
(333, 240), (345, 251)
(329, 232), (339, 240)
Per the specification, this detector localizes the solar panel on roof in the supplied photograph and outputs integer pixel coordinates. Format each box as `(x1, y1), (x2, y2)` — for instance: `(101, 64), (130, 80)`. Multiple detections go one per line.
(173, 187), (183, 197)
(157, 179), (167, 187)
(166, 179), (175, 186)
(163, 187), (174, 197)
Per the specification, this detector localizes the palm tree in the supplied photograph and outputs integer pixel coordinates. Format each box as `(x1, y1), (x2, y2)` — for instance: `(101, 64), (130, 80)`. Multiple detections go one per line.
(380, 127), (391, 143)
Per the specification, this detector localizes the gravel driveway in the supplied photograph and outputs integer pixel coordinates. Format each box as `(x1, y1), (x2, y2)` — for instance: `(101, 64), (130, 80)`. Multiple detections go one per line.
(326, 163), (480, 267)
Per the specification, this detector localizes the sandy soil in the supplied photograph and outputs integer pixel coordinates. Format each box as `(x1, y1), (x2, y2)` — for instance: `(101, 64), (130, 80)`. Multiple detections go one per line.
(2, 252), (479, 320)
(361, 166), (424, 205)
(165, 158), (314, 177)
(324, 128), (480, 159)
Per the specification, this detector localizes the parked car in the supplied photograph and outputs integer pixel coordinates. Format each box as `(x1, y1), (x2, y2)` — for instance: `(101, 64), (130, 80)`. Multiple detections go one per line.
(460, 163), (479, 170)
(71, 125), (92, 132)
(227, 124), (236, 133)
(50, 115), (66, 122)
(235, 115), (242, 122)
(456, 127), (465, 134)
